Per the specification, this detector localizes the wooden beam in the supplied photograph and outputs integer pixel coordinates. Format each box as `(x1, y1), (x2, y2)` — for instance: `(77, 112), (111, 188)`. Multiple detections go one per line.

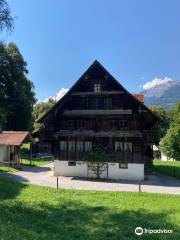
(70, 91), (124, 96)
(63, 109), (132, 116)
(55, 130), (142, 138)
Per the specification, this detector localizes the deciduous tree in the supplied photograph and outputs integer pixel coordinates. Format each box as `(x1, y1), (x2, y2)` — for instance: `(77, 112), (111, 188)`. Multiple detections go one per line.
(0, 0), (14, 32)
(0, 42), (36, 130)
(160, 102), (180, 160)
(32, 101), (54, 131)
(149, 105), (170, 142)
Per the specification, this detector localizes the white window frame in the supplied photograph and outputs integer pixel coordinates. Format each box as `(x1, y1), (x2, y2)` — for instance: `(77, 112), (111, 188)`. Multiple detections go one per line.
(68, 141), (75, 152)
(84, 141), (92, 151)
(76, 141), (84, 152)
(124, 142), (132, 152)
(115, 142), (123, 152)
(60, 141), (67, 152)
(94, 83), (101, 92)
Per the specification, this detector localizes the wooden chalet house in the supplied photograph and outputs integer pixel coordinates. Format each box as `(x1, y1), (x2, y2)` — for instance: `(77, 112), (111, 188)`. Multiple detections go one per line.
(38, 61), (158, 180)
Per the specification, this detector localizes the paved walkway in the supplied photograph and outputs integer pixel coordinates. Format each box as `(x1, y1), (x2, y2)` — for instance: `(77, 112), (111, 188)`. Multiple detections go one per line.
(7, 163), (180, 195)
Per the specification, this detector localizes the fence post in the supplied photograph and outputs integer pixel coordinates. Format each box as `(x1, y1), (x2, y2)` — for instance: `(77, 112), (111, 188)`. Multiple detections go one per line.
(57, 176), (59, 189)
(139, 182), (141, 192)
(173, 159), (176, 177)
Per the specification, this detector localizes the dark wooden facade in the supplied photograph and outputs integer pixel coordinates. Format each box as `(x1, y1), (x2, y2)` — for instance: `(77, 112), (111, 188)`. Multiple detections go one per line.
(38, 61), (159, 175)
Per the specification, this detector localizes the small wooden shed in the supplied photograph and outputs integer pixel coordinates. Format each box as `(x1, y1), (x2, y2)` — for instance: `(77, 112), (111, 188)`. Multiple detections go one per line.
(0, 131), (35, 168)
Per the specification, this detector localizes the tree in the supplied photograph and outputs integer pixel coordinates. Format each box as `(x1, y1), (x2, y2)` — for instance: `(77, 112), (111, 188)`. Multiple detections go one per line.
(32, 101), (54, 131)
(160, 102), (180, 160)
(0, 42), (36, 130)
(85, 145), (107, 179)
(0, 0), (14, 32)
(149, 106), (170, 142)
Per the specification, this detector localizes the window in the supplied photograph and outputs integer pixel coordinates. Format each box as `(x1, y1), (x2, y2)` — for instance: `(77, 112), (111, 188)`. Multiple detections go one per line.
(68, 141), (75, 152)
(94, 83), (101, 92)
(119, 120), (128, 130)
(104, 98), (112, 109)
(119, 163), (128, 169)
(84, 120), (93, 129)
(68, 161), (76, 166)
(77, 120), (84, 129)
(68, 120), (76, 130)
(109, 120), (128, 130)
(93, 98), (100, 109)
(60, 141), (67, 152)
(115, 142), (123, 152)
(84, 141), (92, 151)
(84, 98), (90, 109)
(76, 141), (84, 152)
(124, 142), (132, 152)
(110, 120), (117, 129)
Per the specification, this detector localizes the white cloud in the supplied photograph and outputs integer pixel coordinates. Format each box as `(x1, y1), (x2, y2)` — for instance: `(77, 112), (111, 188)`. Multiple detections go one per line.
(143, 77), (173, 90)
(44, 88), (69, 102)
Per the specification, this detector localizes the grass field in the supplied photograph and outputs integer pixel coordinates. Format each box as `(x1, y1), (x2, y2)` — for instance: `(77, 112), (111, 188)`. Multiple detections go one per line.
(0, 173), (179, 240)
(20, 157), (52, 167)
(153, 160), (180, 179)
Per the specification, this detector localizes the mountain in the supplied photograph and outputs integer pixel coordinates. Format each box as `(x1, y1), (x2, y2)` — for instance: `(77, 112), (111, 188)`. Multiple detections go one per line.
(44, 88), (69, 102)
(142, 80), (180, 108)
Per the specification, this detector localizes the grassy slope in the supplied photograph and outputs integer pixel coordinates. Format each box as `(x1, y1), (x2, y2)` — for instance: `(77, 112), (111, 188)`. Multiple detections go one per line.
(0, 174), (179, 240)
(153, 160), (180, 179)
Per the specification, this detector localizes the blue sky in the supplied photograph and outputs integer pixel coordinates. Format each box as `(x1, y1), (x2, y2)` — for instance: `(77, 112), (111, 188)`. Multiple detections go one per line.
(2, 0), (180, 101)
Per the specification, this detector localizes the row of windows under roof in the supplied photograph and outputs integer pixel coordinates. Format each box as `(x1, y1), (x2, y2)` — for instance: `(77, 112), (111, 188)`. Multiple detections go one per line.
(83, 98), (112, 109)
(60, 120), (128, 130)
(60, 140), (132, 153)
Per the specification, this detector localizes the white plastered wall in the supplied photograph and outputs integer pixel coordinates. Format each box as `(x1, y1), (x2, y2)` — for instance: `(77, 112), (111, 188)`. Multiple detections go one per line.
(0, 145), (7, 163)
(54, 160), (144, 181)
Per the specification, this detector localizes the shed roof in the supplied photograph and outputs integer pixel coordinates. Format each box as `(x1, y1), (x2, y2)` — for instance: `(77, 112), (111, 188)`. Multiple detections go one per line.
(0, 131), (35, 146)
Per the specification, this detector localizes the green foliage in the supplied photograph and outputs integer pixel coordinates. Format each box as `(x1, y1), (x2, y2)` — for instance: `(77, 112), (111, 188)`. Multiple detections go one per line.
(0, 42), (36, 130)
(0, 174), (180, 239)
(149, 105), (170, 142)
(0, 0), (14, 32)
(160, 102), (180, 161)
(32, 101), (54, 131)
(85, 145), (106, 163)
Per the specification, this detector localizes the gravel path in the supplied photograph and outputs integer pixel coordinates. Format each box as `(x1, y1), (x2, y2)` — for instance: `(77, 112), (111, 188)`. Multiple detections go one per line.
(6, 163), (180, 195)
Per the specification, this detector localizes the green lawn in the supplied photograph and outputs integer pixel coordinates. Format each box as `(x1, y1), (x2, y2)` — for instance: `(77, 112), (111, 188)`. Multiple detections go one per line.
(0, 157), (52, 173)
(153, 160), (180, 179)
(0, 174), (179, 240)
(20, 157), (52, 167)
(0, 165), (19, 173)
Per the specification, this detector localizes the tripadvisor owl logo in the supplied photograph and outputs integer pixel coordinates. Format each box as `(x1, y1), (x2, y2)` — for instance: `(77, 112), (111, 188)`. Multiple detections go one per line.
(135, 227), (143, 236)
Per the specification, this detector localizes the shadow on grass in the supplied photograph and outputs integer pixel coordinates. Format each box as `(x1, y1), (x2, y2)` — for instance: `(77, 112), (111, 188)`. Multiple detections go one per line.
(0, 174), (27, 200)
(0, 200), (178, 240)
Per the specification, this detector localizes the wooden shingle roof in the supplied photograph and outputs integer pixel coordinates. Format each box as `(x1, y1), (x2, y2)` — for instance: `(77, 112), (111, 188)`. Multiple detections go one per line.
(0, 131), (35, 146)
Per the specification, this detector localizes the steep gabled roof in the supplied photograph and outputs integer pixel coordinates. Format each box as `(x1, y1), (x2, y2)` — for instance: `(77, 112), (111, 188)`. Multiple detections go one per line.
(38, 60), (159, 122)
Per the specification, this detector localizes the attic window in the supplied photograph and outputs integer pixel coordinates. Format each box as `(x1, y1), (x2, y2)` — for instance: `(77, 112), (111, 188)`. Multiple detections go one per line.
(94, 83), (101, 92)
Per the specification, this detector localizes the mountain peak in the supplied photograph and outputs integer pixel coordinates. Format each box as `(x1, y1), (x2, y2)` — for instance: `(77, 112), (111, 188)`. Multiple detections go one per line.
(142, 80), (180, 108)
